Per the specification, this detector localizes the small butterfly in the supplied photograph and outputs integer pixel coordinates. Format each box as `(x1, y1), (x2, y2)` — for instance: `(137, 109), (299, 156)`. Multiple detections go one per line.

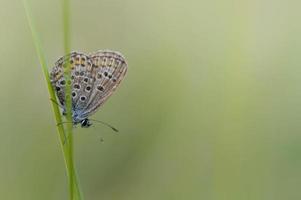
(50, 50), (127, 128)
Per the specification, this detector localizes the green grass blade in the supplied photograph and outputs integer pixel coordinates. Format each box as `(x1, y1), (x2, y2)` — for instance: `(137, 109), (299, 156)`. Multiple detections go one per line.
(23, 0), (66, 148)
(62, 0), (81, 199)
(23, 0), (83, 199)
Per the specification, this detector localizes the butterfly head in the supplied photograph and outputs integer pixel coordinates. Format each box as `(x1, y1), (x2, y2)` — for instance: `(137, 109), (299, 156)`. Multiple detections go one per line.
(63, 110), (91, 128)
(72, 112), (91, 128)
(79, 118), (92, 128)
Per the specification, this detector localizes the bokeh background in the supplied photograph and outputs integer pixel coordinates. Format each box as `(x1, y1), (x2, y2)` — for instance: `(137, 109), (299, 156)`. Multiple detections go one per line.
(1, 0), (301, 199)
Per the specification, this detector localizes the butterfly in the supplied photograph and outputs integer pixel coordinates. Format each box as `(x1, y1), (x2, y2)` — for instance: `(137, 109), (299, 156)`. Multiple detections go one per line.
(50, 50), (127, 128)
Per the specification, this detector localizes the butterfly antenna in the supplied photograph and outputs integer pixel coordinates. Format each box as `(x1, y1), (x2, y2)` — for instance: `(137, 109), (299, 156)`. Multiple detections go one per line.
(89, 119), (119, 132)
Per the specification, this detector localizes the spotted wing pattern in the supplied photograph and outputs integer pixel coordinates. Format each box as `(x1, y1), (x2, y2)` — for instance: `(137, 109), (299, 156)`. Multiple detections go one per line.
(50, 50), (127, 119)
(81, 50), (127, 117)
(50, 52), (93, 109)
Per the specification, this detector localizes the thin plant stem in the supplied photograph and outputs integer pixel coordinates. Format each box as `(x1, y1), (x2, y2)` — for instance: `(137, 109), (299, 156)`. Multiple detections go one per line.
(23, 0), (83, 199)
(62, 0), (75, 199)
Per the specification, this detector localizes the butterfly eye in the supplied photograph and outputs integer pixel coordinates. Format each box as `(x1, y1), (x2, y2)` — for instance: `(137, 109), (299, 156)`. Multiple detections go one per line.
(56, 86), (61, 91)
(72, 92), (77, 97)
(83, 77), (89, 83)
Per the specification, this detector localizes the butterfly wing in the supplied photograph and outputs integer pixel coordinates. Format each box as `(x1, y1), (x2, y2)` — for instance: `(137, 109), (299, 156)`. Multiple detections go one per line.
(80, 50), (128, 118)
(50, 51), (93, 110)
(50, 50), (127, 120)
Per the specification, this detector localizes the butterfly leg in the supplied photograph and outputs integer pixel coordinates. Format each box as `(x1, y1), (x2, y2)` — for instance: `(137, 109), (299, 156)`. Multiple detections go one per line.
(50, 98), (64, 109)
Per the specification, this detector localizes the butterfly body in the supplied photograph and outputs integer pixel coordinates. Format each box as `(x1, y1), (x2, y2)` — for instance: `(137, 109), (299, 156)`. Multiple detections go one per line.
(61, 110), (91, 127)
(50, 50), (127, 127)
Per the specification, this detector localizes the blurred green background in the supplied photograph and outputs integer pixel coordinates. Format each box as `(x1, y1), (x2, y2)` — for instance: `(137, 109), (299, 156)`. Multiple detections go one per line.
(1, 0), (301, 199)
